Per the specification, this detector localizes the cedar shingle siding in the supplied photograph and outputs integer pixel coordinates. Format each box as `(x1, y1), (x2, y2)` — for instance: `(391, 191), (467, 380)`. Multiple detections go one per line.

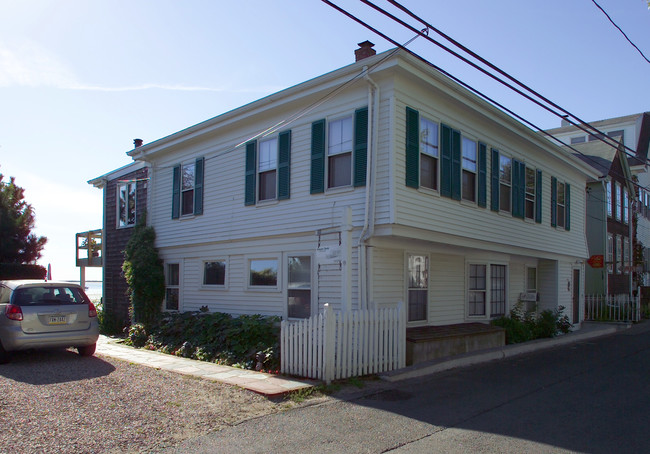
(104, 167), (148, 325)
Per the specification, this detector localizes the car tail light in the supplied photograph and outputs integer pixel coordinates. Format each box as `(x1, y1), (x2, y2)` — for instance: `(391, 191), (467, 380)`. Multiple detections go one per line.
(88, 302), (97, 318)
(6, 304), (23, 321)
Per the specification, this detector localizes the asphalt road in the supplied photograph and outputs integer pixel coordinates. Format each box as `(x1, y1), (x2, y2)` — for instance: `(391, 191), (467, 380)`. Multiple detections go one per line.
(167, 321), (650, 454)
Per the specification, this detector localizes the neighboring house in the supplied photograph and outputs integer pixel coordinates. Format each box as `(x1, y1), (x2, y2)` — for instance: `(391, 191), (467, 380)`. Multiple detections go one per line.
(88, 156), (148, 325)
(105, 42), (599, 330)
(547, 113), (650, 294)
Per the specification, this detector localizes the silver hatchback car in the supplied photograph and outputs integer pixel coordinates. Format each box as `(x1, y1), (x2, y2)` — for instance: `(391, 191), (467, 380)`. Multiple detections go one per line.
(0, 280), (99, 364)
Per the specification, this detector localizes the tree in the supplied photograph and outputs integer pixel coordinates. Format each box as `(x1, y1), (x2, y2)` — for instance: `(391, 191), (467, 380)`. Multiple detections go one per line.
(0, 173), (47, 264)
(122, 219), (165, 327)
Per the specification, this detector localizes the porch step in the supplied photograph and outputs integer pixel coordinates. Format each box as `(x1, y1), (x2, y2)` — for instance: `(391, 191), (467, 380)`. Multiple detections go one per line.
(406, 323), (506, 366)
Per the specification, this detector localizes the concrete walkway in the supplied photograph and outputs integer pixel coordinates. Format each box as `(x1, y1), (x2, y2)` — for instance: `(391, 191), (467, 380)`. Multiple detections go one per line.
(96, 322), (626, 397)
(96, 335), (318, 397)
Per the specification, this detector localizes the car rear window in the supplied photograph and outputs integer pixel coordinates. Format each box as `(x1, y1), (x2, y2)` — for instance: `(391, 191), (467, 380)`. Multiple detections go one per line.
(11, 287), (90, 306)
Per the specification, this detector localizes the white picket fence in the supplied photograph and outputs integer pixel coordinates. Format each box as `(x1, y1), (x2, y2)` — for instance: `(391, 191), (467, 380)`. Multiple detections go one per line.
(281, 303), (406, 383)
(584, 293), (641, 323)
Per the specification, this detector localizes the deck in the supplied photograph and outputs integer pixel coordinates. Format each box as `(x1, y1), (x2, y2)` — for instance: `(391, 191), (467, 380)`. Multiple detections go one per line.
(406, 323), (506, 366)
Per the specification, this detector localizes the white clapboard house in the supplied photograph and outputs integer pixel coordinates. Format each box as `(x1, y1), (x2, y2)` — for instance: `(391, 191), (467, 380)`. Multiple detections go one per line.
(110, 42), (599, 350)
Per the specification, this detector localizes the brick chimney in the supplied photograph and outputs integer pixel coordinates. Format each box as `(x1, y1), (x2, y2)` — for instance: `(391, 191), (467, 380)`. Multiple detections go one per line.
(133, 138), (143, 148)
(355, 41), (376, 62)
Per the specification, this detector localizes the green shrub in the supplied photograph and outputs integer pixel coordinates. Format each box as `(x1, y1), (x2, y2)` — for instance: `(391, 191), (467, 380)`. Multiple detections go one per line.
(125, 311), (281, 372)
(96, 301), (127, 336)
(492, 305), (572, 344)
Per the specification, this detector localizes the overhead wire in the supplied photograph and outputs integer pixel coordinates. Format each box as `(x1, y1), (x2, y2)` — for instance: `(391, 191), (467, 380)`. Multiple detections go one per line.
(590, 0), (650, 65)
(320, 0), (650, 193)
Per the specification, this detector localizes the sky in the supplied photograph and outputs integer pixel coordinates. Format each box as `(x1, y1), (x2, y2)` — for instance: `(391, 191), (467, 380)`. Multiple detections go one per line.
(0, 0), (648, 281)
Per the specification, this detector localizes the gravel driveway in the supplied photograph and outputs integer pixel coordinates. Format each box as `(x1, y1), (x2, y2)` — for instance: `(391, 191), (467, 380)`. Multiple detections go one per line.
(0, 348), (293, 453)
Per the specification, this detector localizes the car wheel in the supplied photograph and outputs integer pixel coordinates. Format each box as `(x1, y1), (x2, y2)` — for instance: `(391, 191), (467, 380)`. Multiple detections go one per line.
(77, 343), (96, 357)
(0, 341), (11, 364)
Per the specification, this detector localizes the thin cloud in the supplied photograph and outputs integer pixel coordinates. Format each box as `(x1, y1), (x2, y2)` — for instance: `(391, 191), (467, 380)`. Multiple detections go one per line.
(0, 42), (279, 93)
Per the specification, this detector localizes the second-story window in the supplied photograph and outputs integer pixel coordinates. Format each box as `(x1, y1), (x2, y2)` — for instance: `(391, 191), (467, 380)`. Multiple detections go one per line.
(557, 181), (566, 228)
(525, 167), (535, 220)
(499, 155), (512, 213)
(117, 182), (136, 228)
(172, 158), (204, 219)
(327, 116), (353, 188)
(420, 117), (439, 190)
(258, 138), (278, 201)
(615, 182), (622, 221)
(606, 180), (612, 218)
(462, 137), (477, 202)
(623, 189), (629, 224)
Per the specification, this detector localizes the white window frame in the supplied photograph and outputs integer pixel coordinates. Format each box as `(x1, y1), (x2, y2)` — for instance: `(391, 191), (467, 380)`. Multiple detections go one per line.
(246, 255), (281, 292)
(466, 262), (508, 319)
(419, 116), (439, 191)
(406, 252), (429, 325)
(117, 181), (137, 228)
(623, 189), (629, 225)
(326, 115), (353, 189)
(258, 137), (278, 202)
(624, 236), (631, 275)
(616, 235), (623, 274)
(525, 167), (536, 220)
(201, 259), (228, 289)
(181, 162), (195, 216)
(164, 262), (180, 311)
(557, 180), (566, 229)
(606, 180), (613, 218)
(615, 182), (622, 222)
(461, 136), (477, 203)
(286, 253), (314, 319)
(526, 266), (537, 293)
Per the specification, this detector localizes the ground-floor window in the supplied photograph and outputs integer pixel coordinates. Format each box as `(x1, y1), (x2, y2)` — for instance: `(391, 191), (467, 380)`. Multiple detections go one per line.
(165, 263), (179, 311)
(468, 263), (508, 318)
(407, 254), (428, 322)
(288, 256), (311, 318)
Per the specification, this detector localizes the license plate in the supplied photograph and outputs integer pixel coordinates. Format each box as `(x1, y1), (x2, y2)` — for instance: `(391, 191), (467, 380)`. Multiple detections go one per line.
(49, 315), (67, 325)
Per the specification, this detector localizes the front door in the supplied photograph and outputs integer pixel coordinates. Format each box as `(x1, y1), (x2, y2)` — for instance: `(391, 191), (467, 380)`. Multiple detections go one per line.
(572, 269), (580, 324)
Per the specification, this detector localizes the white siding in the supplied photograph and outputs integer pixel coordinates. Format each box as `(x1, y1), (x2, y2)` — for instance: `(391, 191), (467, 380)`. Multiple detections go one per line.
(429, 254), (465, 325)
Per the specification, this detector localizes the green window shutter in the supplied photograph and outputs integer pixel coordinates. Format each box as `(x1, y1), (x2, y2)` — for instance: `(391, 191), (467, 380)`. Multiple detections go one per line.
(245, 141), (257, 206)
(565, 183), (571, 231)
(353, 107), (368, 187)
(440, 124), (452, 198)
(551, 176), (557, 227)
(491, 148), (500, 212)
(278, 130), (291, 200)
(451, 128), (461, 201)
(512, 160), (525, 219)
(477, 143), (487, 208)
(194, 157), (204, 215)
(535, 169), (543, 223)
(310, 119), (325, 194)
(172, 165), (181, 219)
(405, 107), (419, 188)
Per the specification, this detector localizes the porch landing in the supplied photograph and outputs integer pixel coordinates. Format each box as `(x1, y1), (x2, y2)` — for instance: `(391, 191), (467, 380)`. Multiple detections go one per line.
(406, 323), (506, 366)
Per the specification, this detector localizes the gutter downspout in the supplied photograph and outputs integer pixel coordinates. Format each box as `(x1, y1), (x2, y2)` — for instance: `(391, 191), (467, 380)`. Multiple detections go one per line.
(358, 66), (379, 310)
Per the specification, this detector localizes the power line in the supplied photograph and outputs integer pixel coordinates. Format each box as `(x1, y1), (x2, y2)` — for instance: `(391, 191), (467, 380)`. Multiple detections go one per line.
(320, 0), (650, 194)
(364, 0), (641, 160)
(590, 0), (650, 65)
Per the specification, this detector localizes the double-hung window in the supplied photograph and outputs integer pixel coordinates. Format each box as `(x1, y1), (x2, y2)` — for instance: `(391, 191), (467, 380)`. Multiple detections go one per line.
(310, 108), (368, 193)
(468, 263), (507, 318)
(616, 235), (623, 274)
(462, 137), (477, 202)
(407, 254), (428, 323)
(245, 131), (291, 205)
(249, 258), (279, 288)
(623, 237), (630, 274)
(258, 138), (278, 201)
(420, 117), (439, 190)
(117, 182), (136, 228)
(623, 189), (629, 224)
(327, 116), (353, 188)
(606, 180), (613, 218)
(172, 158), (204, 218)
(525, 167), (536, 220)
(551, 177), (571, 230)
(615, 183), (622, 221)
(165, 263), (180, 311)
(499, 156), (512, 213)
(288, 256), (312, 319)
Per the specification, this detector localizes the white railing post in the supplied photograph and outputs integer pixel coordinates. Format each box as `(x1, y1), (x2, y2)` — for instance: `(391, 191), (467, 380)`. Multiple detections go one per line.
(323, 304), (336, 384)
